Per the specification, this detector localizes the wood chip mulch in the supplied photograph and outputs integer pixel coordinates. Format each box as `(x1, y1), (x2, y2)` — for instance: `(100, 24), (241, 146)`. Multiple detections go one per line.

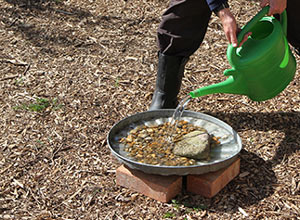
(0, 0), (299, 219)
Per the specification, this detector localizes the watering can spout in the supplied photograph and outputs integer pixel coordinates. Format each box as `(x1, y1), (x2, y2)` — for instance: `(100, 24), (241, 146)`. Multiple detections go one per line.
(189, 70), (247, 98)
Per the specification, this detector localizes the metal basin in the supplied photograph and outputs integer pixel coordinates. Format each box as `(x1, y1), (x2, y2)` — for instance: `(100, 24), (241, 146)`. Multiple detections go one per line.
(107, 110), (242, 176)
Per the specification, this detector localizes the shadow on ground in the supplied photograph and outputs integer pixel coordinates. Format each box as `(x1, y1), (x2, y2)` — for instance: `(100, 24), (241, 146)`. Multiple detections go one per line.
(4, 0), (92, 16)
(174, 111), (300, 213)
(212, 111), (300, 166)
(1, 0), (159, 54)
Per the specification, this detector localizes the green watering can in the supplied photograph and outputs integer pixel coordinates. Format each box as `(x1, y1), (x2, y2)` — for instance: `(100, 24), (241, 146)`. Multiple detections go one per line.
(189, 6), (297, 101)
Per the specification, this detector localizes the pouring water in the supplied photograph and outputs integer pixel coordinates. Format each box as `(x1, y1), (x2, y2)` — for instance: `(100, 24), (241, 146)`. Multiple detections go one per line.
(167, 95), (192, 142)
(170, 95), (192, 126)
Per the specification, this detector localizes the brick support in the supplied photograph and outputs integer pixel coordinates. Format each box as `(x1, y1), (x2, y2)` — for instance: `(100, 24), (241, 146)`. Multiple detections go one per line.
(186, 158), (240, 198)
(116, 165), (182, 202)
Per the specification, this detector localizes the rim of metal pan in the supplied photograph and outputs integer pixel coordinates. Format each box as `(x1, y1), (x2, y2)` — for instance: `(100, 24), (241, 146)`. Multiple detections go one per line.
(107, 109), (242, 176)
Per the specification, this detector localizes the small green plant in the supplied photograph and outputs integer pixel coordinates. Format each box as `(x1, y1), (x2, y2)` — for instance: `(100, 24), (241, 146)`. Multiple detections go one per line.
(171, 199), (180, 210)
(182, 201), (207, 210)
(193, 204), (207, 211)
(13, 98), (63, 112)
(163, 212), (175, 218)
(14, 77), (24, 85)
(171, 199), (207, 216)
(114, 77), (120, 87)
(35, 139), (45, 150)
(36, 140), (44, 145)
(51, 98), (64, 110)
(28, 98), (50, 112)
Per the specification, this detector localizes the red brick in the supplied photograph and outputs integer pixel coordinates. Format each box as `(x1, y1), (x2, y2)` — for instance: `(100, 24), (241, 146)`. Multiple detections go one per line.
(116, 165), (182, 202)
(187, 158), (240, 198)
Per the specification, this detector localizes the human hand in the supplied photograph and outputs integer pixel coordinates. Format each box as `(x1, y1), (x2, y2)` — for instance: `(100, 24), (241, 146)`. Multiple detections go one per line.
(218, 8), (251, 47)
(260, 0), (287, 16)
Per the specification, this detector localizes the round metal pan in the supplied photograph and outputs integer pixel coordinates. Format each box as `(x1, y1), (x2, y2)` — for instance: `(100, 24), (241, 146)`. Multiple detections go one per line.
(107, 110), (242, 176)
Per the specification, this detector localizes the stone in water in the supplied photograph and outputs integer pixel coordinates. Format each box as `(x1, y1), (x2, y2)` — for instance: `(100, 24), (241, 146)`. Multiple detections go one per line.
(173, 130), (210, 160)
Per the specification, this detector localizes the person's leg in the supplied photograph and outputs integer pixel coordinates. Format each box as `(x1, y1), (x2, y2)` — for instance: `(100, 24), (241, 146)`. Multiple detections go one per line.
(157, 0), (212, 57)
(286, 0), (300, 55)
(149, 0), (211, 110)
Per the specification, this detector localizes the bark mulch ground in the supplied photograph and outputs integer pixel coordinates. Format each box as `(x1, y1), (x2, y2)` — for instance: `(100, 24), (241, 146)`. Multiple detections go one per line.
(0, 0), (299, 219)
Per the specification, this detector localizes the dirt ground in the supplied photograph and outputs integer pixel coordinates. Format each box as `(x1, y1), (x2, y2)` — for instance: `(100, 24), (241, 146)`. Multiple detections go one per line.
(0, 0), (299, 219)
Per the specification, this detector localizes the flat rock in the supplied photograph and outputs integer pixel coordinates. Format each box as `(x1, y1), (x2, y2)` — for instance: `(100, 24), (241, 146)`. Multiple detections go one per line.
(173, 130), (210, 160)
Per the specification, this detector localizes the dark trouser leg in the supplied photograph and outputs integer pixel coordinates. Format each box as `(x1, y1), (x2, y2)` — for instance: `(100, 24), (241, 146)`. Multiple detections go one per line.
(157, 0), (212, 57)
(149, 0), (211, 110)
(286, 0), (300, 55)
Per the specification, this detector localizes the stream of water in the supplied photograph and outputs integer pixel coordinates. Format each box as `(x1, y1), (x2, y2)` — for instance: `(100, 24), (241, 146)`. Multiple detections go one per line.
(168, 95), (192, 141)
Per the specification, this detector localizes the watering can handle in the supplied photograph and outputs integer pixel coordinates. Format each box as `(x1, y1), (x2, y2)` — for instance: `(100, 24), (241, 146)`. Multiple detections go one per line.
(237, 6), (287, 44)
